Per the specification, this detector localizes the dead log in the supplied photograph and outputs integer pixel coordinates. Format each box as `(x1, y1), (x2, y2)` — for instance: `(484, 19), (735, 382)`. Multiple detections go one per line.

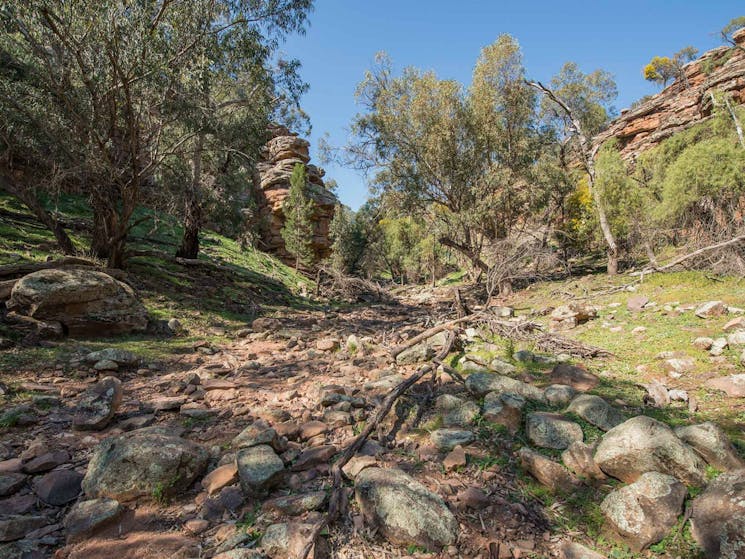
(299, 333), (456, 559)
(389, 312), (483, 359)
(633, 234), (745, 277)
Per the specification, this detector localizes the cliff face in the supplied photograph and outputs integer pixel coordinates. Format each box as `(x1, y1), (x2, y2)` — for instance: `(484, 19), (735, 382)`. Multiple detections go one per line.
(253, 125), (338, 265)
(594, 28), (745, 160)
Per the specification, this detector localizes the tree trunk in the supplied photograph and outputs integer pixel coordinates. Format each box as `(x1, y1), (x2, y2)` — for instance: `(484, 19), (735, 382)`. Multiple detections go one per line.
(90, 205), (112, 260)
(526, 80), (619, 276)
(724, 95), (745, 149)
(0, 177), (76, 255)
(176, 131), (205, 259)
(438, 236), (489, 274)
(592, 183), (619, 275)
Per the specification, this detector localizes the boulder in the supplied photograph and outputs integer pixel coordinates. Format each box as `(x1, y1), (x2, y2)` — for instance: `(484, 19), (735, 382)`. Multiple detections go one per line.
(482, 392), (525, 433)
(262, 491), (326, 516)
(232, 421), (283, 451)
(63, 498), (123, 542)
(260, 522), (329, 558)
(236, 445), (285, 497)
(465, 372), (545, 401)
(6, 268), (147, 336)
(706, 374), (745, 397)
(84, 349), (138, 366)
(594, 416), (706, 486)
(73, 376), (123, 431)
(566, 394), (625, 432)
(517, 447), (577, 492)
(355, 467), (458, 550)
(674, 422), (744, 471)
(526, 412), (584, 450)
(0, 515), (47, 542)
(549, 363), (599, 391)
(0, 473), (26, 497)
(690, 469), (745, 558)
(33, 469), (83, 505)
(561, 442), (606, 481)
(600, 472), (686, 551)
(82, 429), (208, 500)
(435, 394), (479, 427)
(627, 296), (649, 312)
(544, 384), (577, 407)
(557, 541), (608, 559)
(430, 429), (474, 451)
(695, 300), (727, 319)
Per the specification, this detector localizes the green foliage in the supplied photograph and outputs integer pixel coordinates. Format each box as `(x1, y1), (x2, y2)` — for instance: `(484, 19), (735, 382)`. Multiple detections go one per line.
(643, 47), (698, 87)
(721, 16), (745, 45)
(0, 409), (21, 429)
(655, 137), (745, 222)
(0, 0), (313, 265)
(594, 142), (644, 247)
(281, 163), (316, 269)
(329, 204), (366, 274)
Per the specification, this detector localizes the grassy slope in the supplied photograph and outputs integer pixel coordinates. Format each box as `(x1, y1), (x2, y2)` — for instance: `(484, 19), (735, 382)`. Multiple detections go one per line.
(439, 272), (744, 559)
(0, 192), (314, 370)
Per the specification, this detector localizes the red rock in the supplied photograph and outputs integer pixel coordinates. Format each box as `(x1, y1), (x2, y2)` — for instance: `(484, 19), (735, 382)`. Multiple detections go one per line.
(443, 445), (467, 472)
(202, 463), (238, 495)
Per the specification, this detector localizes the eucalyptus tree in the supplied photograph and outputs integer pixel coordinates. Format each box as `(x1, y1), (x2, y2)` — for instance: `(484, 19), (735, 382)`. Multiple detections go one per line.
(529, 62), (619, 274)
(0, 0), (312, 267)
(348, 35), (543, 284)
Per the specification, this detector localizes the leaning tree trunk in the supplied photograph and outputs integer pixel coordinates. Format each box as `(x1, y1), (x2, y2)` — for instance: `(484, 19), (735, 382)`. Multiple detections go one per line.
(527, 80), (619, 275)
(176, 131), (205, 259)
(0, 177), (76, 255)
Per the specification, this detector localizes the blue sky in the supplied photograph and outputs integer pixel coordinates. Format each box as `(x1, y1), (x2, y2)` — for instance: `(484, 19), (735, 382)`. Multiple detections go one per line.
(282, 1), (743, 210)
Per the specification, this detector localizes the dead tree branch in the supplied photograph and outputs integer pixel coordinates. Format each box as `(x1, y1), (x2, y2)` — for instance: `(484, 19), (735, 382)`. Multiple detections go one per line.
(632, 233), (745, 277)
(299, 333), (457, 559)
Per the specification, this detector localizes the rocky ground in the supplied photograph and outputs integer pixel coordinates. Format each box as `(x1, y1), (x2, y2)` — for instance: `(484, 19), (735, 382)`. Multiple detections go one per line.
(1, 273), (745, 559)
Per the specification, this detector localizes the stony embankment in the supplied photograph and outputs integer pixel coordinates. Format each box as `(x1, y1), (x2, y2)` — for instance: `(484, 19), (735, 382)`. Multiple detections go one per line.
(1, 273), (744, 559)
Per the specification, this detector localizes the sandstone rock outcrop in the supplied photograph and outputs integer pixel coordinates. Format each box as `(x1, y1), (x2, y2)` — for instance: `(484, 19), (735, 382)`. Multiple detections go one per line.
(253, 125), (338, 265)
(594, 28), (745, 161)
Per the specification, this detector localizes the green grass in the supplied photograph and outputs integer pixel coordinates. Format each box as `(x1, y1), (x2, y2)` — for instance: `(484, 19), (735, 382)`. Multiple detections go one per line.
(0, 191), (319, 370)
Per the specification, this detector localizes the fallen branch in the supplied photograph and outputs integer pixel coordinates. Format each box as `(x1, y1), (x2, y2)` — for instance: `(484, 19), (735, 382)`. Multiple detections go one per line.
(389, 311), (483, 359)
(299, 332), (457, 559)
(632, 234), (745, 277)
(479, 315), (612, 359)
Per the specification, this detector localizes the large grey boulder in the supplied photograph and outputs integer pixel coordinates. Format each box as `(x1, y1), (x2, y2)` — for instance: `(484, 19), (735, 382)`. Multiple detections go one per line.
(526, 412), (583, 450)
(567, 394), (625, 432)
(465, 372), (544, 401)
(82, 429), (208, 500)
(237, 445), (285, 497)
(6, 268), (147, 336)
(600, 472), (685, 552)
(355, 467), (458, 550)
(674, 422), (744, 471)
(690, 469), (745, 558)
(594, 416), (706, 486)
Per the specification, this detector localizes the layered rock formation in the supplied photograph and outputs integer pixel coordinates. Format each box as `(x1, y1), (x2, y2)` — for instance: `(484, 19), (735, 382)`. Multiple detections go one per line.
(594, 28), (745, 160)
(253, 125), (338, 265)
